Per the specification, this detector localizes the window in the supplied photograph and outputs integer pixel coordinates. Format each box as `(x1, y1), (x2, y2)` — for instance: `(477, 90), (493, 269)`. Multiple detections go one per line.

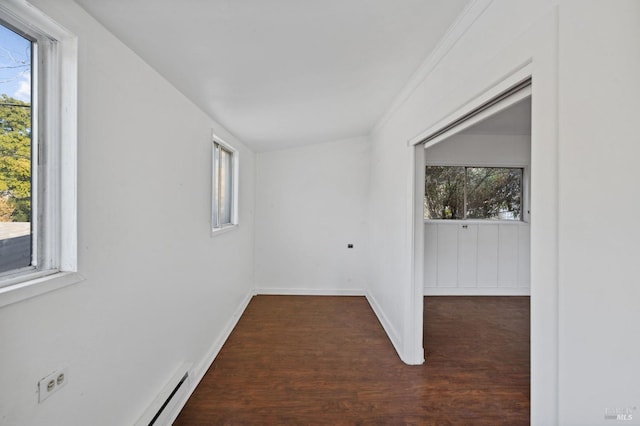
(212, 138), (237, 231)
(425, 166), (523, 220)
(0, 2), (79, 303)
(0, 23), (32, 275)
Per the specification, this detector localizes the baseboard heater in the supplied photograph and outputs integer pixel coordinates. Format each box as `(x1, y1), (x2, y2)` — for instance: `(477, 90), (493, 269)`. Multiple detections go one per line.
(135, 363), (192, 426)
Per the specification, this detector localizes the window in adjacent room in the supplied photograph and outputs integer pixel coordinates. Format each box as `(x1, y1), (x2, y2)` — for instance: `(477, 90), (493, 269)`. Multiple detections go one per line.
(212, 138), (238, 231)
(425, 166), (523, 220)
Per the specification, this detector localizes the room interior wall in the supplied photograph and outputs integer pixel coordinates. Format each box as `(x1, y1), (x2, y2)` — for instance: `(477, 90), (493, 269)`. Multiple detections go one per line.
(424, 221), (530, 294)
(254, 136), (370, 294)
(424, 133), (531, 166)
(0, 1), (255, 425)
(557, 1), (640, 424)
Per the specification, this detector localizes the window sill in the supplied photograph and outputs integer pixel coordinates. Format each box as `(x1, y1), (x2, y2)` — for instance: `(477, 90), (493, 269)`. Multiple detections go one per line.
(210, 224), (238, 237)
(0, 271), (85, 308)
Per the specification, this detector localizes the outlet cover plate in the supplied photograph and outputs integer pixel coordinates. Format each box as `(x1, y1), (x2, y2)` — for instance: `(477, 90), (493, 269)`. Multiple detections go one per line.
(38, 367), (68, 403)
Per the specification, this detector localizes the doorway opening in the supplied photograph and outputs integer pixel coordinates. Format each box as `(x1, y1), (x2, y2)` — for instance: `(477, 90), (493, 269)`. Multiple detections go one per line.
(423, 95), (531, 295)
(416, 84), (532, 415)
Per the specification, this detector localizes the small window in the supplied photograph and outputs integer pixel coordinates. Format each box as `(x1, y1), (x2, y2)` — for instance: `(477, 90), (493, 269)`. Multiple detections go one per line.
(212, 139), (237, 231)
(425, 166), (523, 220)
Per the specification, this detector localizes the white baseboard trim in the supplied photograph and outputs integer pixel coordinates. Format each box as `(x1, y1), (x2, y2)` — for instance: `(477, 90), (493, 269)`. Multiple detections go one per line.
(424, 287), (530, 296)
(163, 290), (254, 425)
(254, 287), (365, 296)
(365, 290), (404, 362)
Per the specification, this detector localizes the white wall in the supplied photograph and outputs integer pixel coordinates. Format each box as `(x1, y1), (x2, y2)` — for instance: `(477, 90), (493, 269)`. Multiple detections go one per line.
(558, 1), (640, 425)
(0, 1), (255, 425)
(254, 137), (369, 294)
(424, 221), (530, 294)
(425, 133), (531, 166)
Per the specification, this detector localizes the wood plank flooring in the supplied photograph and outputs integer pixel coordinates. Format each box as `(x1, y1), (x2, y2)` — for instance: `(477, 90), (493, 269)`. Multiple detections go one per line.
(174, 296), (530, 425)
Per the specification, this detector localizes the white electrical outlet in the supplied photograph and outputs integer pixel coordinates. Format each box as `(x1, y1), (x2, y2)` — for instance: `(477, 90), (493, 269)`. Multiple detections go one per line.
(38, 367), (68, 403)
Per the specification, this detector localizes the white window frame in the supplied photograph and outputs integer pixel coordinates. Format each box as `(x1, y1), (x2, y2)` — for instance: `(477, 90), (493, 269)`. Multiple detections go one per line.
(211, 134), (238, 235)
(0, 0), (81, 307)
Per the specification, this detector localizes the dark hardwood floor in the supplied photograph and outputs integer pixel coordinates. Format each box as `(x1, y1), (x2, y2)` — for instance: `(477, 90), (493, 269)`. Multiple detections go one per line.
(174, 296), (530, 425)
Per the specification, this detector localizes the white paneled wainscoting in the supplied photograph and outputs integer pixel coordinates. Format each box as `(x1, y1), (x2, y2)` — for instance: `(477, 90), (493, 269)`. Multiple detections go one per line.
(424, 221), (530, 295)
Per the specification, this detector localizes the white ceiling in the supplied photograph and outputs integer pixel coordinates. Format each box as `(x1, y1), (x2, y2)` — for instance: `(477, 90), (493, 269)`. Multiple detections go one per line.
(75, 0), (470, 151)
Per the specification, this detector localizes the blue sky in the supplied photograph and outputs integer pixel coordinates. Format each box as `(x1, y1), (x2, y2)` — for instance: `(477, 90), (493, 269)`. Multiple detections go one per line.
(0, 23), (31, 102)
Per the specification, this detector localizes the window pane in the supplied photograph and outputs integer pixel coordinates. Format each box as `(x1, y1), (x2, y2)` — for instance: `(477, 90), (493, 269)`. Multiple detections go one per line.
(212, 145), (219, 227)
(466, 167), (522, 220)
(0, 23), (32, 273)
(219, 147), (232, 225)
(425, 166), (464, 219)
(212, 142), (233, 229)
